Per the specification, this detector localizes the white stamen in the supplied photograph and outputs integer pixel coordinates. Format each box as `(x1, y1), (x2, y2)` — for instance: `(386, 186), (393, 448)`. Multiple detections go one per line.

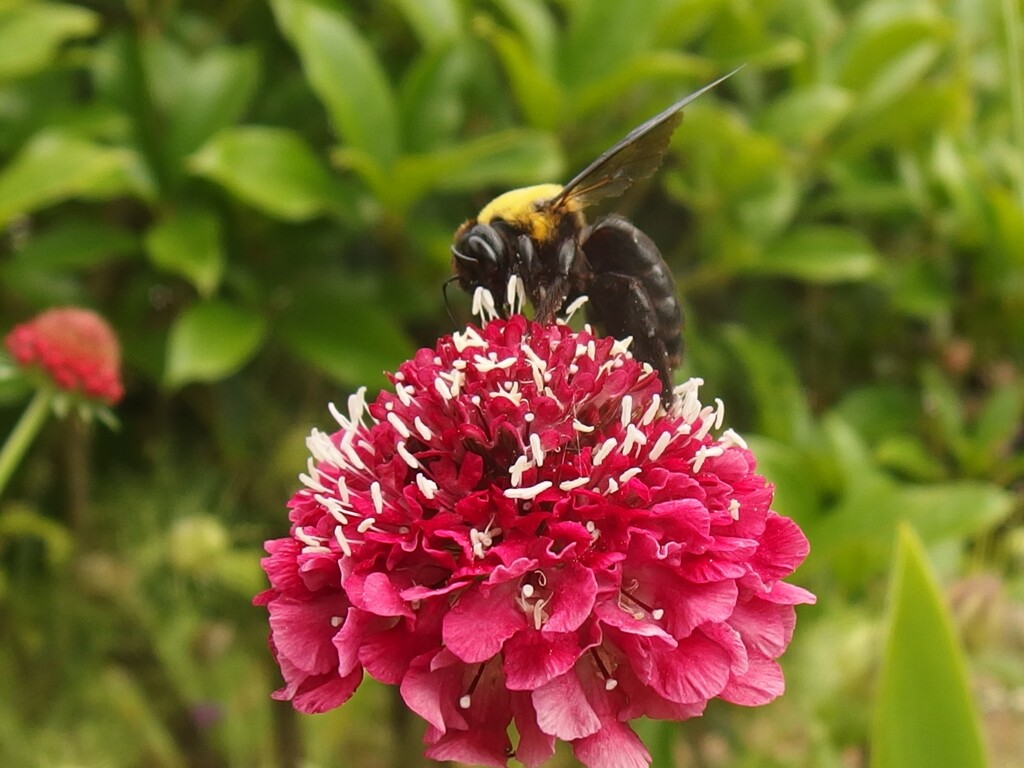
(573, 419), (594, 433)
(563, 295), (589, 322)
(586, 340), (596, 359)
(652, 608), (665, 621)
(619, 467), (642, 485)
(641, 394), (661, 426)
(327, 401), (351, 430)
(729, 499), (741, 520)
(504, 481), (552, 500)
(720, 428), (748, 450)
(620, 395), (633, 428)
(606, 477), (620, 494)
(521, 583), (535, 599)
(370, 481), (384, 515)
(414, 416), (433, 441)
(509, 455), (534, 487)
(691, 445), (724, 473)
(397, 441), (420, 468)
(605, 678), (618, 691)
(294, 527), (323, 548)
(693, 412), (716, 442)
(714, 397), (725, 430)
(621, 423), (647, 456)
(357, 517), (376, 534)
(592, 438), (617, 466)
(387, 411), (411, 439)
(331, 616), (343, 627)
(648, 431), (673, 461)
(396, 383), (413, 407)
(459, 695), (472, 710)
(530, 432), (545, 467)
(525, 412), (535, 423)
(611, 336), (633, 356)
(299, 470), (329, 493)
(559, 477), (590, 491)
(336, 475), (350, 504)
(416, 473), (438, 499)
(334, 525), (352, 557)
(348, 386), (368, 425)
(434, 377), (453, 400)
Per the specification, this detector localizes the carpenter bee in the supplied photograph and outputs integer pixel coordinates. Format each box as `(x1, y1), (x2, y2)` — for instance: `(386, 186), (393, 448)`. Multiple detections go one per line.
(451, 69), (739, 394)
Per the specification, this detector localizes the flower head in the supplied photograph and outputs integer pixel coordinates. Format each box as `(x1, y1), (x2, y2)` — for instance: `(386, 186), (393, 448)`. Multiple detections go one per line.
(257, 312), (814, 768)
(4, 307), (123, 405)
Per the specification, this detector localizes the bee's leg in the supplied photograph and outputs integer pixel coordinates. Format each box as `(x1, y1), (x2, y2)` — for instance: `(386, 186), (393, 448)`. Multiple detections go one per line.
(534, 238), (578, 324)
(586, 271), (675, 396)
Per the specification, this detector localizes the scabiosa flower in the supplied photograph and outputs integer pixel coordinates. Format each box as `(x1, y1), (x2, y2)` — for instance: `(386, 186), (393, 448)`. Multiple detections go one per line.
(4, 307), (123, 405)
(256, 300), (814, 768)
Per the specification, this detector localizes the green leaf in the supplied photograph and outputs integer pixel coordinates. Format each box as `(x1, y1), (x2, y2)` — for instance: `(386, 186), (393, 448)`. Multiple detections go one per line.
(0, 2), (99, 81)
(558, 0), (658, 88)
(476, 17), (563, 130)
(388, 128), (564, 212)
(9, 218), (137, 269)
(870, 525), (988, 768)
(0, 502), (73, 567)
(398, 43), (473, 152)
(388, 0), (461, 49)
(488, 0), (558, 68)
(189, 126), (355, 222)
(144, 208), (224, 297)
(271, 0), (399, 169)
(756, 84), (854, 145)
(164, 45), (261, 170)
(722, 326), (814, 444)
(755, 226), (880, 283)
(901, 482), (1013, 542)
(164, 301), (267, 388)
(0, 131), (149, 228)
(972, 383), (1024, 455)
(277, 282), (415, 389)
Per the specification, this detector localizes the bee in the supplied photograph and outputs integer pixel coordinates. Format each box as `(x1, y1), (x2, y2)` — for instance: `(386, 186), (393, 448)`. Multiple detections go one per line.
(451, 69), (739, 394)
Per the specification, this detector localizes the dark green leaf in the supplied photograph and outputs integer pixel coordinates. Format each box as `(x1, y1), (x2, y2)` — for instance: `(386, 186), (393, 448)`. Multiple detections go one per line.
(477, 18), (563, 130)
(870, 525), (988, 768)
(189, 126), (355, 222)
(10, 218), (137, 269)
(398, 44), (473, 152)
(164, 301), (267, 387)
(558, 0), (658, 88)
(277, 283), (415, 389)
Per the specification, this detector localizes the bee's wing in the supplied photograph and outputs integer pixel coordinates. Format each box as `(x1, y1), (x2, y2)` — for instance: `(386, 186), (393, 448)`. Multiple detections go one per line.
(551, 68), (742, 212)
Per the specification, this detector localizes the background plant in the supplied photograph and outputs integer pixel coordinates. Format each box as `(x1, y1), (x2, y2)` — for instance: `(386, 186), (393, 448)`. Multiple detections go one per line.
(0, 0), (1021, 766)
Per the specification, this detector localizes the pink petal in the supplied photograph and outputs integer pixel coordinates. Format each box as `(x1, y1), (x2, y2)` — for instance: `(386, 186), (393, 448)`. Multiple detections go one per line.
(544, 562), (599, 633)
(728, 597), (795, 658)
(443, 585), (526, 663)
(268, 596), (345, 675)
(720, 655), (785, 705)
(504, 627), (596, 690)
(532, 671), (601, 740)
(751, 513), (810, 580)
(511, 693), (556, 768)
(281, 668), (363, 714)
(634, 630), (732, 704)
(571, 720), (651, 768)
(346, 571), (411, 617)
(399, 652), (466, 733)
(424, 731), (510, 768)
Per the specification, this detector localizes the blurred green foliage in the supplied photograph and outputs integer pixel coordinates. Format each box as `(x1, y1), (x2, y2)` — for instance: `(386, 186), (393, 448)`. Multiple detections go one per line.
(1, 0), (1022, 766)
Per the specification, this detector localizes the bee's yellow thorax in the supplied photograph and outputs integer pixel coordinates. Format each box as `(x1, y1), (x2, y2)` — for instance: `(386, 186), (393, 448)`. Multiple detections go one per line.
(477, 184), (565, 242)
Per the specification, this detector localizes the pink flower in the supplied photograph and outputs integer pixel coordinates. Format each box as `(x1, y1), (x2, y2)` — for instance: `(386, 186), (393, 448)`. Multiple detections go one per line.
(4, 307), (123, 405)
(256, 315), (814, 768)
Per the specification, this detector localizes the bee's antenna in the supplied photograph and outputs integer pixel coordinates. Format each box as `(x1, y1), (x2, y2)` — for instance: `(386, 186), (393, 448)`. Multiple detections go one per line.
(442, 276), (461, 330)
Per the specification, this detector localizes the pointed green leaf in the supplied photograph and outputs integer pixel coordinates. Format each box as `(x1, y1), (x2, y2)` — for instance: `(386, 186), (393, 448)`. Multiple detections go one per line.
(558, 0), (658, 87)
(9, 218), (137, 269)
(871, 525), (988, 768)
(144, 208), (224, 296)
(756, 226), (880, 283)
(189, 126), (355, 222)
(0, 131), (147, 228)
(757, 84), (854, 145)
(388, 128), (563, 212)
(388, 0), (461, 49)
(277, 283), (414, 390)
(271, 0), (399, 169)
(0, 2), (99, 80)
(165, 301), (266, 388)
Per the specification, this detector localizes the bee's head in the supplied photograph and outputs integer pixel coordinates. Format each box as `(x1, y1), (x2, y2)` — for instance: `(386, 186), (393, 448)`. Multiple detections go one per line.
(451, 221), (511, 293)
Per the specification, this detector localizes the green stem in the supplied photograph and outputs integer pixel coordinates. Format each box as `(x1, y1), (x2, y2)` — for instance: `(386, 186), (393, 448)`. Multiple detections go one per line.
(0, 388), (54, 499)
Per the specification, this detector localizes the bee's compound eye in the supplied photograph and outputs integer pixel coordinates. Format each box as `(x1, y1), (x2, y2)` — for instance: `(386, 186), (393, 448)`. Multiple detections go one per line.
(455, 224), (507, 277)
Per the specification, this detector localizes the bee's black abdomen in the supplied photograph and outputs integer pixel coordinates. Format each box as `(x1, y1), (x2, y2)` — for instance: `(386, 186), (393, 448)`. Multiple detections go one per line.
(581, 215), (684, 390)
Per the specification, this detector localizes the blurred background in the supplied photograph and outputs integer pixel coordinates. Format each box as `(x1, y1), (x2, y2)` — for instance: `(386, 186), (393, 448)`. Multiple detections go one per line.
(1, 0), (1022, 766)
